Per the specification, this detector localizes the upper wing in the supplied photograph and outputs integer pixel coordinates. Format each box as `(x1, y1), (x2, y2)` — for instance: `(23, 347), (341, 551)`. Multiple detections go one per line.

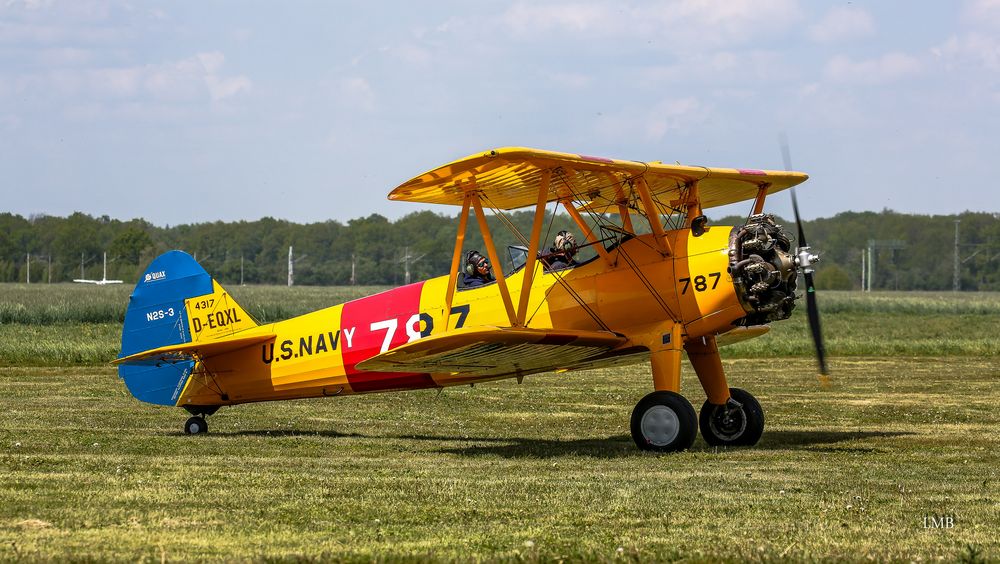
(356, 326), (627, 377)
(389, 147), (808, 211)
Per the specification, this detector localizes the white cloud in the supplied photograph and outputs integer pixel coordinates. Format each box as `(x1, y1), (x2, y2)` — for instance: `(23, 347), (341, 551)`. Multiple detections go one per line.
(932, 33), (1000, 71)
(824, 53), (922, 84)
(791, 83), (867, 129)
(205, 75), (251, 102)
(808, 6), (875, 43)
(502, 2), (614, 35)
(339, 77), (376, 111)
(639, 50), (788, 85)
(645, 97), (705, 140)
(596, 96), (709, 141)
(36, 46), (92, 66)
(3, 0), (57, 12)
(963, 0), (1000, 29)
(500, 0), (801, 49)
(381, 42), (433, 66)
(91, 66), (141, 98)
(137, 52), (250, 102)
(2, 51), (250, 109)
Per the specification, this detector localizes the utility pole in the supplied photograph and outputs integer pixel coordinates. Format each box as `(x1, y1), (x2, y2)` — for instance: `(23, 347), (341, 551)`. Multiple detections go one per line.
(25, 253), (29, 284)
(867, 239), (906, 292)
(399, 246), (425, 285)
(953, 220), (961, 292)
(287, 246), (307, 286)
(351, 253), (356, 285)
(240, 255), (244, 286)
(867, 245), (873, 292)
(860, 248), (866, 292)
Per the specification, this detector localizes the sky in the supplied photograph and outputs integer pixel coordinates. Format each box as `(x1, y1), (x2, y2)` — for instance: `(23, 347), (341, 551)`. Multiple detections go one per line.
(1, 0), (998, 226)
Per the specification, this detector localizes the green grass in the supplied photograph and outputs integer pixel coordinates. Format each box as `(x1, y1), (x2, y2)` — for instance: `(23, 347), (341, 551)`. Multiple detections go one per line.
(0, 283), (390, 325)
(1, 358), (997, 561)
(1, 287), (997, 366)
(0, 287), (998, 560)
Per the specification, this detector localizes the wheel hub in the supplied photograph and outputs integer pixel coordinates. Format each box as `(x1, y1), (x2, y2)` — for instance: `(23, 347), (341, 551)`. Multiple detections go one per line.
(640, 405), (680, 446)
(710, 406), (746, 439)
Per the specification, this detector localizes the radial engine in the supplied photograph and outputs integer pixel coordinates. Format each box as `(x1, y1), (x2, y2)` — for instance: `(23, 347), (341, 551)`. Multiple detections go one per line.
(729, 214), (805, 326)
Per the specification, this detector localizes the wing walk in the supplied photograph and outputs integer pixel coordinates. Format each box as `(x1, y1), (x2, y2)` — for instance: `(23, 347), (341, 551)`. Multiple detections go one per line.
(390, 147), (808, 211)
(356, 326), (627, 377)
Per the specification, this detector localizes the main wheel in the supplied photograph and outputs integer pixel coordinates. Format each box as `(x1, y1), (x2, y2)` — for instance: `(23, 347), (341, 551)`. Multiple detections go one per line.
(184, 416), (208, 435)
(630, 391), (697, 452)
(699, 387), (763, 447)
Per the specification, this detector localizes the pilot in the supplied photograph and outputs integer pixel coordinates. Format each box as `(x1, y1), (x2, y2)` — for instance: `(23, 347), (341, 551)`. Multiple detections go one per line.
(544, 231), (578, 271)
(463, 250), (494, 287)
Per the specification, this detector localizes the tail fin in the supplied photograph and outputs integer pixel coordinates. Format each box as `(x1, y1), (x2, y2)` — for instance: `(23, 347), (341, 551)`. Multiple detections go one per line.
(118, 251), (257, 406)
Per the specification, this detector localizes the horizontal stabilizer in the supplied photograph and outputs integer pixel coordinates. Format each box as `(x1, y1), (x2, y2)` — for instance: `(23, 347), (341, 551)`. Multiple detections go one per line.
(356, 326), (626, 377)
(114, 333), (275, 365)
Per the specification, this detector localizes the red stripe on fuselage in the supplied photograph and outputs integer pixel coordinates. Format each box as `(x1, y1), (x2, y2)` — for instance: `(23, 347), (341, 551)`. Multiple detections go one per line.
(340, 281), (436, 392)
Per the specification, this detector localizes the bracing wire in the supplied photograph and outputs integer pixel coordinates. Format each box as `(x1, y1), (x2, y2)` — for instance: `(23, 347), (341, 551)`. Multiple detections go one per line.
(556, 174), (680, 321)
(479, 191), (611, 332)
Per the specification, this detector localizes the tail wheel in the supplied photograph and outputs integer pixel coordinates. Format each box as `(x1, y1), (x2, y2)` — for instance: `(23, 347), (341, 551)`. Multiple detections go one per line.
(630, 391), (697, 452)
(699, 387), (764, 447)
(184, 416), (208, 435)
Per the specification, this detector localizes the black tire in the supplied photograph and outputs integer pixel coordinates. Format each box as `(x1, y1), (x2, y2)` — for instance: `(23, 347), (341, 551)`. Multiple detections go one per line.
(699, 387), (764, 447)
(630, 391), (697, 452)
(184, 416), (208, 435)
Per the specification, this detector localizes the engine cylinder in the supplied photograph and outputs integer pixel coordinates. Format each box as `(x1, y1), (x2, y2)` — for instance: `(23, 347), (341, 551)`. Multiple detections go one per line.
(729, 214), (798, 326)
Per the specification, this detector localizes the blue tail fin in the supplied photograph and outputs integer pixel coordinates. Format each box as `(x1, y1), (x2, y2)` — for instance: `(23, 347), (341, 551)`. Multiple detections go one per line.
(118, 251), (214, 406)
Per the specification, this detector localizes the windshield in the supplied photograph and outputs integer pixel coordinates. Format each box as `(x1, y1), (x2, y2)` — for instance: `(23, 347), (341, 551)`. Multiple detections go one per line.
(507, 245), (528, 275)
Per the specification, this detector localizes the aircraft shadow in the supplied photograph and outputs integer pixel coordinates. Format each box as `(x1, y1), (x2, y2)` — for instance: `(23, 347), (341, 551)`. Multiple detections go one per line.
(753, 430), (914, 453)
(221, 429), (637, 457)
(218, 428), (911, 458)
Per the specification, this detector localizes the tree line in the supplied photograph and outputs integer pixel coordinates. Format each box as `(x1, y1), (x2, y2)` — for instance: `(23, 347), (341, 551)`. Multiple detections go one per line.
(1, 210), (998, 291)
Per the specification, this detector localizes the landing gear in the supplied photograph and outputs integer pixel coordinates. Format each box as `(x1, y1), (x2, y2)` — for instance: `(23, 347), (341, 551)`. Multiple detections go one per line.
(630, 391), (697, 452)
(184, 416), (208, 435)
(699, 387), (764, 447)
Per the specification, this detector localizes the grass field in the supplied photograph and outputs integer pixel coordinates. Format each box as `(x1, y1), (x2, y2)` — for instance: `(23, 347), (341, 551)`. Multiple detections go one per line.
(0, 285), (998, 561)
(1, 285), (998, 366)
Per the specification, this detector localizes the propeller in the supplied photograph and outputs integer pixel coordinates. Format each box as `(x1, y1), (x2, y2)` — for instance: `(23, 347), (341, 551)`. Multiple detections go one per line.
(780, 133), (830, 381)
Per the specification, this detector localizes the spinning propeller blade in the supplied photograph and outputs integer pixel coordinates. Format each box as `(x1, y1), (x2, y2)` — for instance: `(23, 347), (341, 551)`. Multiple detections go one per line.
(780, 134), (830, 380)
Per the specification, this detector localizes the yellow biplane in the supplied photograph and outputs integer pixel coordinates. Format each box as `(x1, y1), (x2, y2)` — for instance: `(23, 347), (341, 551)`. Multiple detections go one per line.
(116, 147), (827, 452)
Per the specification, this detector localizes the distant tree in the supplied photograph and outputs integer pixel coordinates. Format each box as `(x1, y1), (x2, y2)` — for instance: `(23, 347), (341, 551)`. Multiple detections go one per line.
(814, 263), (853, 290)
(110, 227), (153, 264)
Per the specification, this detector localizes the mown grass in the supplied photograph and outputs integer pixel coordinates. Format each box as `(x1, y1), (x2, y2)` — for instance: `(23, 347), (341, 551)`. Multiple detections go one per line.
(0, 283), (390, 325)
(1, 357), (997, 561)
(1, 285), (997, 366)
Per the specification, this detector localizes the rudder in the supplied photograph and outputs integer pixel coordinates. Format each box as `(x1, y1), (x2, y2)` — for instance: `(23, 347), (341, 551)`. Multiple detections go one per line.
(118, 251), (256, 406)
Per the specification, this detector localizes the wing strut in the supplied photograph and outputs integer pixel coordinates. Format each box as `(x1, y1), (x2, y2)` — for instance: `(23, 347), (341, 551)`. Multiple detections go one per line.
(516, 171), (550, 326)
(613, 179), (635, 233)
(635, 177), (672, 255)
(444, 191), (472, 330)
(751, 183), (770, 215)
(471, 192), (519, 327)
(563, 199), (614, 266)
(681, 181), (703, 228)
